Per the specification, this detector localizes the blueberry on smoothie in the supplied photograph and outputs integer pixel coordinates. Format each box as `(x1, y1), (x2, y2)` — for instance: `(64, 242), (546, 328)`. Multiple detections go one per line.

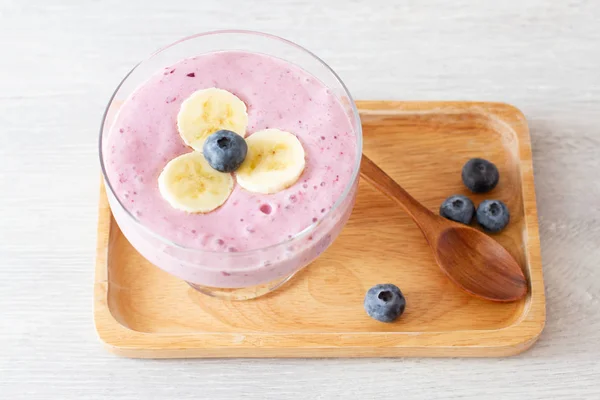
(476, 199), (510, 232)
(203, 130), (247, 172)
(440, 194), (475, 225)
(364, 284), (406, 323)
(461, 158), (499, 193)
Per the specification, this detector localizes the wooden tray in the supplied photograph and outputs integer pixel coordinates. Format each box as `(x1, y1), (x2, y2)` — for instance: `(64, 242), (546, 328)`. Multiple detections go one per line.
(94, 101), (545, 358)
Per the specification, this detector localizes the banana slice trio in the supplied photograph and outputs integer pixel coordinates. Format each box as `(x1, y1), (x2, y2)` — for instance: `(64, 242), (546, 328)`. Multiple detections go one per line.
(158, 88), (306, 213)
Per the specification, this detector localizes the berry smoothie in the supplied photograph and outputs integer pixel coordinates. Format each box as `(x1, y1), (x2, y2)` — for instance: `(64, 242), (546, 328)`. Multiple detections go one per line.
(103, 50), (359, 288)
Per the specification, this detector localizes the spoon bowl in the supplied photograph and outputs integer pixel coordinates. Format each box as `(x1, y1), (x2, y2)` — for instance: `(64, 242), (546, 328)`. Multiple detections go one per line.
(435, 226), (527, 301)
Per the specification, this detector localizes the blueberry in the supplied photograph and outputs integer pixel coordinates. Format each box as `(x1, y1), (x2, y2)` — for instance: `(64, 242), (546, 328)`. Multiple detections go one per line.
(461, 158), (499, 193)
(440, 195), (475, 224)
(203, 130), (247, 172)
(476, 199), (510, 232)
(364, 284), (406, 323)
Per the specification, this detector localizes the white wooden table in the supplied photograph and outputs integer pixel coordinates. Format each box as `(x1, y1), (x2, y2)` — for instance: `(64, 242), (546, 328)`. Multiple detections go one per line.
(1, 1), (599, 398)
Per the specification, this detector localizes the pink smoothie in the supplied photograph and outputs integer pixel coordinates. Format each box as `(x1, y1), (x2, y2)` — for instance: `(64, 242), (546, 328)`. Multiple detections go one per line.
(103, 51), (358, 287)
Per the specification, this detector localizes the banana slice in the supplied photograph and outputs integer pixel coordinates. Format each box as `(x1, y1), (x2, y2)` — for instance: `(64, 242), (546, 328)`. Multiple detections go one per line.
(177, 88), (248, 151)
(236, 129), (306, 194)
(158, 152), (234, 213)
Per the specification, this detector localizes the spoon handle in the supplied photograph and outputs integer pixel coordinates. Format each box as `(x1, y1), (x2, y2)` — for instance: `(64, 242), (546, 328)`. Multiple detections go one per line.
(360, 154), (440, 233)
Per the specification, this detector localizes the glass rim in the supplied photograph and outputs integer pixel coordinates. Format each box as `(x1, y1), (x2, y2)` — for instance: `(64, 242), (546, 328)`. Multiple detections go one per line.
(98, 29), (363, 256)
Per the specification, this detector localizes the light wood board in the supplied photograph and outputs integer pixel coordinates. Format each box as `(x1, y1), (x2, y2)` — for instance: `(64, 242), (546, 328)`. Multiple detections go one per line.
(94, 101), (545, 358)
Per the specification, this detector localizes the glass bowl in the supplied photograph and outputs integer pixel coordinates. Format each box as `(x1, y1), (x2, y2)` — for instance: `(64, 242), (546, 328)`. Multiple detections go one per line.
(99, 30), (362, 300)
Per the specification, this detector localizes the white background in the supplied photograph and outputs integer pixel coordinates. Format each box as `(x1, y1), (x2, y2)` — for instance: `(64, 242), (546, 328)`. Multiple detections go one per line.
(1, 0), (599, 398)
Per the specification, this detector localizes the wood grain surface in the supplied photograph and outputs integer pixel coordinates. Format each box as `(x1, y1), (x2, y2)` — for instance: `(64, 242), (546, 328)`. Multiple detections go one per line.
(95, 102), (544, 358)
(1, 0), (600, 399)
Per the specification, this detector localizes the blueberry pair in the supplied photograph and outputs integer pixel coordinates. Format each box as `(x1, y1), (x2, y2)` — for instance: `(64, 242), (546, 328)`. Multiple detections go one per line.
(440, 195), (510, 233)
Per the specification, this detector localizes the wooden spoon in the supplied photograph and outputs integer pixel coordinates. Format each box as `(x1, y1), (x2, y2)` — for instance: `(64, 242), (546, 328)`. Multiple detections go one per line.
(360, 154), (527, 302)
